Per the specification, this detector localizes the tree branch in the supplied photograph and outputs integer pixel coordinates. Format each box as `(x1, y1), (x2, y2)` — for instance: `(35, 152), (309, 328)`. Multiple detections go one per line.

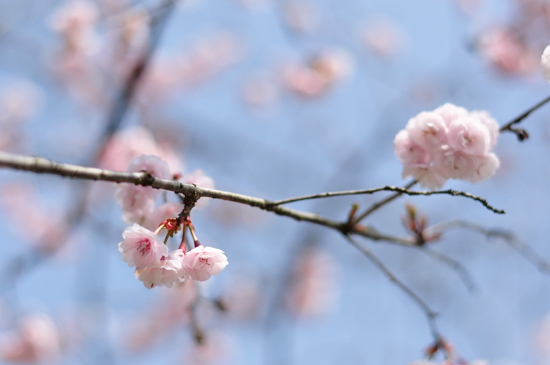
(499, 94), (550, 141)
(269, 180), (503, 215)
(344, 235), (440, 341)
(425, 219), (550, 276)
(0, 151), (415, 246)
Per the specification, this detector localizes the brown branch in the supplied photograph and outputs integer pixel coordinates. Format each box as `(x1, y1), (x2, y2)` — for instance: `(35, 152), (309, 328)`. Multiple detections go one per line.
(344, 235), (441, 341)
(499, 94), (550, 141)
(269, 181), (503, 215)
(352, 179), (418, 225)
(0, 151), (415, 246)
(425, 220), (550, 276)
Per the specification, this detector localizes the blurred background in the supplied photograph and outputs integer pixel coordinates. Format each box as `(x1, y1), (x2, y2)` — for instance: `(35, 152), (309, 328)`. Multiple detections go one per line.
(1, 0), (550, 364)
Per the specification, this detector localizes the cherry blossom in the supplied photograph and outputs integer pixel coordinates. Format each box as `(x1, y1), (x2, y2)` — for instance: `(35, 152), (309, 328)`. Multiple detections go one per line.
(118, 224), (169, 268)
(143, 202), (185, 231)
(135, 249), (185, 289)
(182, 245), (228, 281)
(542, 45), (550, 82)
(115, 184), (156, 225)
(0, 314), (61, 363)
(394, 104), (500, 189)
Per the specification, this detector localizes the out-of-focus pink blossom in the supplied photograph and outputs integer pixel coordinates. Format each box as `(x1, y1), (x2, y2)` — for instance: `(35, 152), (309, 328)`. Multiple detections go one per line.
(135, 249), (185, 289)
(127, 154), (172, 196)
(394, 104), (500, 189)
(143, 202), (185, 231)
(283, 65), (328, 97)
(119, 10), (150, 51)
(477, 28), (538, 75)
(100, 126), (183, 174)
(0, 314), (61, 363)
(49, 1), (100, 54)
(182, 245), (228, 281)
(0, 81), (43, 126)
(541, 45), (550, 82)
(363, 17), (404, 57)
(115, 184), (156, 225)
(119, 224), (169, 268)
(182, 169), (215, 190)
(285, 247), (337, 317)
(311, 48), (355, 82)
(283, 2), (318, 33)
(243, 72), (278, 108)
(0, 184), (67, 252)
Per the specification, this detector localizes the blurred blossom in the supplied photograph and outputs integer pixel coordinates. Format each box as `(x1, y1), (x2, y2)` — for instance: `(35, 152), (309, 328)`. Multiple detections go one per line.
(283, 48), (353, 97)
(536, 313), (550, 358)
(285, 246), (337, 317)
(242, 72), (278, 108)
(187, 331), (233, 365)
(49, 0), (100, 55)
(363, 17), (405, 57)
(477, 28), (538, 75)
(119, 9), (150, 52)
(541, 45), (550, 82)
(140, 32), (241, 102)
(0, 81), (43, 126)
(0, 184), (66, 252)
(100, 126), (183, 174)
(454, 0), (484, 15)
(125, 281), (197, 350)
(0, 314), (62, 364)
(219, 276), (261, 320)
(283, 1), (319, 33)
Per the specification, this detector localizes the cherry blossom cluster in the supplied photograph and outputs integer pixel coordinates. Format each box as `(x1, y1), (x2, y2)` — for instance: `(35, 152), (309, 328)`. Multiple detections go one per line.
(394, 103), (500, 190)
(114, 154), (213, 230)
(119, 220), (228, 289)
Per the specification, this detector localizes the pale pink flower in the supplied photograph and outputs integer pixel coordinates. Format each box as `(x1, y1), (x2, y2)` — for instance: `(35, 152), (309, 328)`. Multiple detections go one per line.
(126, 154), (172, 198)
(115, 184), (155, 225)
(541, 45), (550, 82)
(433, 103), (469, 126)
(405, 111), (448, 152)
(403, 164), (447, 190)
(143, 202), (185, 231)
(434, 146), (479, 180)
(118, 224), (168, 268)
(100, 126), (183, 174)
(470, 110), (499, 150)
(447, 116), (492, 155)
(393, 130), (431, 166)
(182, 245), (228, 281)
(182, 169), (215, 190)
(0, 314), (61, 363)
(135, 249), (185, 289)
(127, 155), (172, 180)
(468, 153), (499, 183)
(49, 1), (100, 54)
(363, 17), (404, 57)
(477, 28), (538, 75)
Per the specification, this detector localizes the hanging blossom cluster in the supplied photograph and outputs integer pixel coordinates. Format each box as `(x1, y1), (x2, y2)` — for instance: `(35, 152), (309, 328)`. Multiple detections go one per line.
(115, 155), (226, 289)
(115, 154), (213, 230)
(393, 103), (500, 190)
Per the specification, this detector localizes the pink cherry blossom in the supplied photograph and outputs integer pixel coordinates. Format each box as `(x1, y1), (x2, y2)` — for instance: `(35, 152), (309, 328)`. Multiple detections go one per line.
(406, 111), (448, 152)
(447, 116), (492, 155)
(433, 103), (468, 126)
(118, 224), (169, 268)
(115, 184), (155, 225)
(135, 249), (185, 289)
(0, 314), (61, 364)
(394, 104), (500, 189)
(542, 45), (550, 82)
(181, 169), (215, 189)
(182, 245), (228, 281)
(127, 155), (172, 180)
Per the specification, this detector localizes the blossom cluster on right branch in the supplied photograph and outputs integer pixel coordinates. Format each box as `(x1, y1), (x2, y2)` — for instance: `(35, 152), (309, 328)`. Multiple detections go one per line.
(394, 103), (500, 190)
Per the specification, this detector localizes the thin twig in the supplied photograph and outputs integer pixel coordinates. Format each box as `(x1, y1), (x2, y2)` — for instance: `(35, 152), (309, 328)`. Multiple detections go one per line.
(344, 235), (440, 341)
(418, 248), (476, 292)
(269, 180), (503, 215)
(352, 180), (418, 225)
(499, 94), (550, 140)
(425, 219), (550, 276)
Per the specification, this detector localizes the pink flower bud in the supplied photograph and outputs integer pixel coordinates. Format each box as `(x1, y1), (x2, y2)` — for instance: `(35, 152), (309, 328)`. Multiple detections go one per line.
(182, 245), (228, 281)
